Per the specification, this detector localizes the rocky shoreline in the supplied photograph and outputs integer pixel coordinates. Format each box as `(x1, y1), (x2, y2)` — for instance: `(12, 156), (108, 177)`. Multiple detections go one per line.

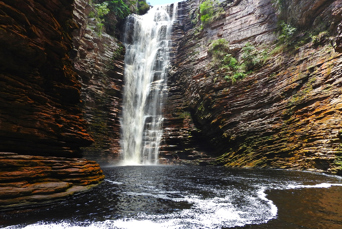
(0, 152), (104, 210)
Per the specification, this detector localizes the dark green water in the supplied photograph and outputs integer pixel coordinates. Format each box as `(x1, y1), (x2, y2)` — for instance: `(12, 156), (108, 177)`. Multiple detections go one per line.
(1, 166), (341, 228)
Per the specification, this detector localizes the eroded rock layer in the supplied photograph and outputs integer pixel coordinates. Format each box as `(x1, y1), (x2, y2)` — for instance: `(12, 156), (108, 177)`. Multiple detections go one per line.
(0, 0), (93, 156)
(0, 0), (104, 209)
(163, 0), (342, 174)
(0, 152), (104, 209)
(72, 0), (124, 164)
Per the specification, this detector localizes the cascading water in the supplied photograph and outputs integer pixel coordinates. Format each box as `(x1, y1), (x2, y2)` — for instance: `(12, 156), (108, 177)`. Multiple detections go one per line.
(120, 4), (178, 165)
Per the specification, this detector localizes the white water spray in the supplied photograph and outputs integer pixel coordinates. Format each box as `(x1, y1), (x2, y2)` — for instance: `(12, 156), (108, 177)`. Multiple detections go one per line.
(120, 4), (178, 165)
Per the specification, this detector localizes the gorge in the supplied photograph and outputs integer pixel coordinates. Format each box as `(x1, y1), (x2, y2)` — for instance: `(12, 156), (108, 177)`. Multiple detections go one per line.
(0, 0), (342, 227)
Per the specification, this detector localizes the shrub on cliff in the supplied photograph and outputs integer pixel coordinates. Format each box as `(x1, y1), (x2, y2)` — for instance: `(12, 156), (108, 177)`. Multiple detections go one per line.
(278, 21), (297, 44)
(89, 0), (137, 36)
(91, 2), (110, 35)
(208, 40), (268, 83)
(199, 0), (224, 29)
(208, 39), (246, 82)
(93, 0), (131, 19)
(89, 0), (150, 35)
(138, 1), (150, 15)
(240, 42), (268, 72)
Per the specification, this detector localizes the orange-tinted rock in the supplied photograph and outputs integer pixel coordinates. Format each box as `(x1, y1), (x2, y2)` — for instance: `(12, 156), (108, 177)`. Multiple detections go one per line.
(0, 0), (93, 157)
(164, 0), (342, 174)
(0, 152), (104, 209)
(0, 0), (105, 209)
(72, 0), (124, 164)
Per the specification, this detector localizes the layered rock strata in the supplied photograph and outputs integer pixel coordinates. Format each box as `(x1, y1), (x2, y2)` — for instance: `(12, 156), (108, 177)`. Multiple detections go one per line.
(163, 0), (342, 174)
(0, 152), (104, 209)
(0, 0), (93, 156)
(72, 0), (124, 164)
(0, 0), (104, 209)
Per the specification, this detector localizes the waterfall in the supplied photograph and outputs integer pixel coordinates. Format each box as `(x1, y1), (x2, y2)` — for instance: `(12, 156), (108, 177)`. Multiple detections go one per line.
(120, 3), (178, 165)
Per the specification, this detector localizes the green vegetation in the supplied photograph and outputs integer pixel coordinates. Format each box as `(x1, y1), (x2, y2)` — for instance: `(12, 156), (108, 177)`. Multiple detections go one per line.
(310, 31), (329, 46)
(88, 0), (150, 35)
(138, 1), (150, 15)
(95, 2), (110, 17)
(190, 7), (199, 25)
(92, 0), (149, 18)
(208, 39), (268, 83)
(108, 43), (125, 69)
(112, 43), (125, 59)
(106, 0), (131, 19)
(241, 42), (268, 72)
(93, 2), (110, 35)
(199, 0), (224, 29)
(278, 21), (297, 44)
(178, 111), (191, 119)
(270, 19), (331, 57)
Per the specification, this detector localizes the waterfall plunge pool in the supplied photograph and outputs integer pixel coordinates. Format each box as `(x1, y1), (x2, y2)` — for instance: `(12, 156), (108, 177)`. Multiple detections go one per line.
(1, 166), (342, 229)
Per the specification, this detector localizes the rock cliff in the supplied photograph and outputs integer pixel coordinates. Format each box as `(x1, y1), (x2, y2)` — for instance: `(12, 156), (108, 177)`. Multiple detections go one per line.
(163, 0), (342, 174)
(72, 0), (124, 164)
(0, 0), (104, 209)
(0, 152), (104, 209)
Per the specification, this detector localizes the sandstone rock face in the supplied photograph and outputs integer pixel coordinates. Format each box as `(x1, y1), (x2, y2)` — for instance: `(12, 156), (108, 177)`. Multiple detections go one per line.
(0, 0), (104, 209)
(334, 1), (342, 52)
(72, 0), (124, 164)
(278, 0), (342, 29)
(0, 0), (93, 156)
(0, 152), (104, 209)
(163, 0), (342, 174)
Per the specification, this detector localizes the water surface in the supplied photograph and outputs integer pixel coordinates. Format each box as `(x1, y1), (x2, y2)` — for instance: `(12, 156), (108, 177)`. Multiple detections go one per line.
(1, 166), (341, 228)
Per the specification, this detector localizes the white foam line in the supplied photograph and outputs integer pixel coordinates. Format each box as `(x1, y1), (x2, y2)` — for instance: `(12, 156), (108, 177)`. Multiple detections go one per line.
(105, 179), (123, 185)
(257, 187), (278, 218)
(286, 183), (342, 190)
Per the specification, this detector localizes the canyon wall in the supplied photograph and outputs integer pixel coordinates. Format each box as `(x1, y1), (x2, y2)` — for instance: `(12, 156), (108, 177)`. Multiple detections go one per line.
(0, 0), (104, 209)
(72, 0), (124, 164)
(1, 0), (341, 210)
(163, 0), (342, 174)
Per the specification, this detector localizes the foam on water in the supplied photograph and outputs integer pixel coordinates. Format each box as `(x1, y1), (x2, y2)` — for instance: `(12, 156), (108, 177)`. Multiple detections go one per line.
(4, 185), (278, 229)
(3, 168), (342, 229)
(286, 182), (342, 189)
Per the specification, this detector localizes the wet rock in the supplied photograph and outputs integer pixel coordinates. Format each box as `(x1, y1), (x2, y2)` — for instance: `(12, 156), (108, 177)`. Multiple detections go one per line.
(0, 152), (104, 209)
(72, 0), (124, 164)
(0, 0), (104, 209)
(164, 0), (342, 174)
(0, 0), (93, 156)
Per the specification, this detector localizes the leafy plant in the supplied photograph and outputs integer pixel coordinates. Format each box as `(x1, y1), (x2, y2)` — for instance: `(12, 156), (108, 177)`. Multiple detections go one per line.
(208, 39), (268, 83)
(278, 21), (296, 44)
(241, 42), (268, 71)
(95, 2), (110, 17)
(208, 39), (230, 60)
(190, 8), (199, 25)
(199, 0), (224, 29)
(89, 0), (136, 35)
(87, 2), (111, 35)
(107, 0), (131, 19)
(138, 0), (150, 15)
(88, 11), (96, 18)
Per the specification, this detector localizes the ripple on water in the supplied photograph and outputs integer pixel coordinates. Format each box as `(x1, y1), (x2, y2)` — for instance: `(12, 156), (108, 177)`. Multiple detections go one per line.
(1, 166), (342, 229)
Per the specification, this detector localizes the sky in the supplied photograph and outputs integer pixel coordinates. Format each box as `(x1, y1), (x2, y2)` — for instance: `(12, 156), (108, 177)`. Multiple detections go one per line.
(147, 0), (178, 6)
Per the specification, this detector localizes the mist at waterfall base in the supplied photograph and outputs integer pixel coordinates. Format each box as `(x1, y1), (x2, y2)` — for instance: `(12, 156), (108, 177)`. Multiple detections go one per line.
(1, 166), (342, 229)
